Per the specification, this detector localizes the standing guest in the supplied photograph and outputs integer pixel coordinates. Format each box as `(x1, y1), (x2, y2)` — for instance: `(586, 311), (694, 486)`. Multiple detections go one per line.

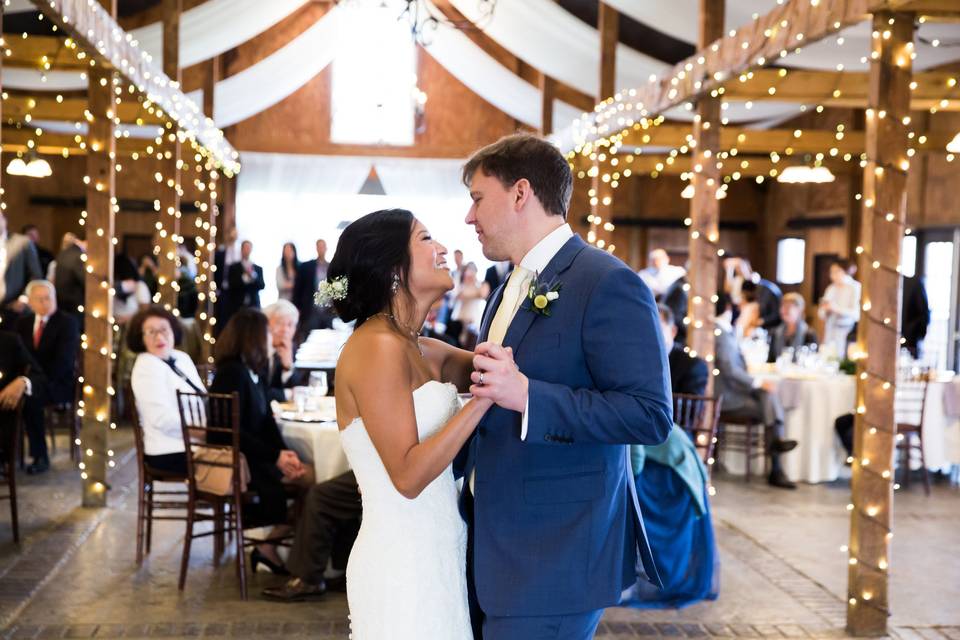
(450, 249), (465, 284)
(768, 293), (818, 363)
(14, 280), (79, 474)
(222, 240), (265, 326)
(128, 306), (204, 475)
(818, 259), (861, 359)
(262, 470), (361, 601)
(714, 294), (798, 489)
(276, 242), (299, 302)
(483, 260), (511, 292)
(263, 300), (308, 402)
(638, 248), (686, 298)
(741, 278), (783, 330)
(21, 224), (54, 276)
(139, 254), (159, 298)
(114, 254), (151, 325)
(213, 228), (240, 335)
(658, 305), (708, 396)
(209, 308), (308, 574)
(0, 212), (43, 326)
(449, 262), (489, 349)
(53, 233), (87, 329)
(292, 238), (333, 339)
(722, 256), (752, 307)
(0, 332), (45, 463)
(901, 275), (930, 360)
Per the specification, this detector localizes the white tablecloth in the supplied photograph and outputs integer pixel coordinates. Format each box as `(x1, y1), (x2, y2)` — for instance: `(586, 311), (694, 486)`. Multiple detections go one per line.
(722, 373), (960, 483)
(279, 420), (350, 483)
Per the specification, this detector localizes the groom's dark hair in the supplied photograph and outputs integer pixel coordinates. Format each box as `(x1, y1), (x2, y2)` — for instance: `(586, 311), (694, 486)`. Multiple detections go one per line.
(462, 134), (572, 219)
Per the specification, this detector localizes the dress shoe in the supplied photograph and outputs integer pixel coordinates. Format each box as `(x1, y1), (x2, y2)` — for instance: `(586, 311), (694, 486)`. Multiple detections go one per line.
(250, 548), (290, 576)
(768, 469), (797, 489)
(262, 577), (327, 602)
(769, 439), (798, 454)
(325, 574), (347, 592)
(26, 458), (50, 475)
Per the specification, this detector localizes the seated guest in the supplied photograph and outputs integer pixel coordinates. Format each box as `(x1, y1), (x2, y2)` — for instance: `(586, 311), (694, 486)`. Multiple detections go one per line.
(767, 293), (818, 363)
(263, 470), (362, 601)
(128, 305), (205, 475)
(624, 426), (719, 608)
(0, 332), (46, 459)
(658, 305), (707, 396)
(714, 294), (798, 489)
(263, 300), (308, 402)
(14, 281), (79, 474)
(210, 308), (308, 574)
(741, 278), (783, 331)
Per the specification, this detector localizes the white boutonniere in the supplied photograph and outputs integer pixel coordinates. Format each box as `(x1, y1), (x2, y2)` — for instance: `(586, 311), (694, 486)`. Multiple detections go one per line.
(526, 274), (562, 317)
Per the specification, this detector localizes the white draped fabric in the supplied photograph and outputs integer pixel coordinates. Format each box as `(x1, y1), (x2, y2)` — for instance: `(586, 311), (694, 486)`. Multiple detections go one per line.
(5, 0), (34, 13)
(3, 68), (87, 92)
(602, 0), (780, 46)
(449, 0), (668, 98)
(131, 0), (309, 69)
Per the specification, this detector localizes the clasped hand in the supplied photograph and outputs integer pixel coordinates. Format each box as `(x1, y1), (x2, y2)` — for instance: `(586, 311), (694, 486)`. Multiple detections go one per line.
(470, 342), (528, 413)
(276, 449), (305, 481)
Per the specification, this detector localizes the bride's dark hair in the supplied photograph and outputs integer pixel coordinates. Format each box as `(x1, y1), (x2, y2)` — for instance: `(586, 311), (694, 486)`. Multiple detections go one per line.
(327, 208), (415, 327)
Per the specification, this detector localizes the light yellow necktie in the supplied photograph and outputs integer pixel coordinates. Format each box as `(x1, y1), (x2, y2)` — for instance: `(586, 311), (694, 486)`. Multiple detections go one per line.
(486, 267), (534, 345)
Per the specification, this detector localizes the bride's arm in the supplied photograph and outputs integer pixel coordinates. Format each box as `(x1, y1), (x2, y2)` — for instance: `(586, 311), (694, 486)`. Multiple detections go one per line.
(419, 337), (475, 392)
(351, 335), (490, 499)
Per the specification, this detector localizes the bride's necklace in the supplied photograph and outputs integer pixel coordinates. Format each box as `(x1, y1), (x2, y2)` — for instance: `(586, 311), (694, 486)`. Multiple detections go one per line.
(375, 313), (423, 356)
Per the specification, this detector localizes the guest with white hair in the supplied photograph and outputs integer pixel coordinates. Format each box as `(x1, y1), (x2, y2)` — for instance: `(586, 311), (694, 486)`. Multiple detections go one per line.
(264, 299), (308, 401)
(638, 248), (686, 298)
(13, 280), (80, 474)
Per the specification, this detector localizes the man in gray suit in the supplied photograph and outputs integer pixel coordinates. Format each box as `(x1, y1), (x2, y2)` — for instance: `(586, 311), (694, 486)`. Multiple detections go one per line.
(714, 293), (798, 489)
(0, 212), (43, 325)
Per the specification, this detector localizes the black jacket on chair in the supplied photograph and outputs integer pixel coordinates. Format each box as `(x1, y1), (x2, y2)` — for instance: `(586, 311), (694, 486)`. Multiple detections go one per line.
(668, 344), (709, 397)
(14, 311), (79, 405)
(209, 357), (289, 527)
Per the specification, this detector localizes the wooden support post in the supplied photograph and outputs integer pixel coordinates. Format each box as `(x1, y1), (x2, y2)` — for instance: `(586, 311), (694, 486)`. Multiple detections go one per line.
(156, 0), (182, 310)
(847, 11), (915, 637)
(0, 8), (4, 216)
(195, 56), (220, 364)
(686, 0), (724, 381)
(80, 0), (117, 508)
(589, 2), (618, 254)
(539, 74), (555, 137)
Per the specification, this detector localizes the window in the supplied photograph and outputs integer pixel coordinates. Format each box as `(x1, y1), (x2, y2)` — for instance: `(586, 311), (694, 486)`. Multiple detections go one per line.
(776, 237), (806, 284)
(901, 234), (917, 278)
(330, 3), (417, 146)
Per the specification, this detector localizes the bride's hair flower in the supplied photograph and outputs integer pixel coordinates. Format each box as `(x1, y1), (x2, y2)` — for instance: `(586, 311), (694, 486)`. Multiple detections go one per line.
(315, 276), (349, 306)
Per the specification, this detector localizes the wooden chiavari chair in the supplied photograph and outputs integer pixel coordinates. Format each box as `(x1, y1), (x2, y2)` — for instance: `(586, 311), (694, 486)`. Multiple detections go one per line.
(673, 393), (723, 476)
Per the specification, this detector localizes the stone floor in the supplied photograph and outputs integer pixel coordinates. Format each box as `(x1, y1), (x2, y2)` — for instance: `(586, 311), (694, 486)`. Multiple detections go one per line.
(0, 429), (957, 639)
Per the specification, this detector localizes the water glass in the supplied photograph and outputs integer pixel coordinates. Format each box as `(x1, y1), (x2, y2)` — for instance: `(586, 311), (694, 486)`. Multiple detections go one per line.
(309, 371), (329, 397)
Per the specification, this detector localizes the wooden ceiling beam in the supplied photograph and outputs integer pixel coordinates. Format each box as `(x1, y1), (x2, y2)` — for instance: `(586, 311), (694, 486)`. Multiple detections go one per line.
(1, 125), (157, 156)
(1, 34), (90, 71)
(3, 93), (165, 125)
(591, 153), (854, 177)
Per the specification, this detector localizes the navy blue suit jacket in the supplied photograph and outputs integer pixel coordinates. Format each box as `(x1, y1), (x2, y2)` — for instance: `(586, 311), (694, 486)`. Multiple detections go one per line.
(461, 234), (672, 617)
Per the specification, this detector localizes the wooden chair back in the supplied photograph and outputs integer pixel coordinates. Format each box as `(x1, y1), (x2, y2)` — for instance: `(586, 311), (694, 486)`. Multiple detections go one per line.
(673, 393), (723, 470)
(895, 366), (933, 431)
(176, 391), (243, 497)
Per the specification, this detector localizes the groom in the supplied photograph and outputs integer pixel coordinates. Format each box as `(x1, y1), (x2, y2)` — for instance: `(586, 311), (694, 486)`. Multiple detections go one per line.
(460, 134), (673, 639)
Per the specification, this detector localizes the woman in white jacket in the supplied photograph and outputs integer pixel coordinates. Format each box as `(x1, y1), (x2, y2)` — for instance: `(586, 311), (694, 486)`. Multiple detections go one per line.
(129, 305), (206, 474)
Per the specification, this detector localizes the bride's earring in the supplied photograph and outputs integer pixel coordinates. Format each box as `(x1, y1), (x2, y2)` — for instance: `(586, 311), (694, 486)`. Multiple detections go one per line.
(391, 274), (400, 293)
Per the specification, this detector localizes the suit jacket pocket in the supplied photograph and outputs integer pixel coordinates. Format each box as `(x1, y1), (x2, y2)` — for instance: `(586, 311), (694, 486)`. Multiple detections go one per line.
(524, 470), (603, 504)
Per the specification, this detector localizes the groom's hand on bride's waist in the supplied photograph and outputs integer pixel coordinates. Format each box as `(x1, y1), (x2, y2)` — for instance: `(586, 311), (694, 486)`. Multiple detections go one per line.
(470, 343), (528, 413)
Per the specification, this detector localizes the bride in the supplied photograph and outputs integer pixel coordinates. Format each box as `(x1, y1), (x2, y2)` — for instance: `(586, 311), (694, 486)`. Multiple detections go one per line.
(325, 209), (490, 639)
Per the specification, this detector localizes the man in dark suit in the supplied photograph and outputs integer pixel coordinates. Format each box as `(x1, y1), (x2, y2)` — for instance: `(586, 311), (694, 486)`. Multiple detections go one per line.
(292, 238), (333, 340)
(21, 225), (54, 277)
(901, 275), (930, 359)
(741, 278), (783, 330)
(483, 261), (511, 292)
(264, 300), (309, 402)
(223, 240), (265, 327)
(0, 212), (43, 326)
(14, 280), (79, 474)
(53, 233), (86, 329)
(0, 332), (46, 455)
(658, 305), (708, 396)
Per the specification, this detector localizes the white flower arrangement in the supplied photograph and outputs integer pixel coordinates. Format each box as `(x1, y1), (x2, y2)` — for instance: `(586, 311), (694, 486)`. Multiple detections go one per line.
(315, 276), (348, 306)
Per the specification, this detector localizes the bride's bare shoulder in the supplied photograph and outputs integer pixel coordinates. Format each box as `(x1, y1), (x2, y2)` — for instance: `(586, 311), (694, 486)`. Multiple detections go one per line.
(338, 323), (409, 379)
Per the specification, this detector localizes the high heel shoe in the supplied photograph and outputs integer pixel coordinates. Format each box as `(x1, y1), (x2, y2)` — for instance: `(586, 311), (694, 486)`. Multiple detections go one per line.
(250, 548), (290, 575)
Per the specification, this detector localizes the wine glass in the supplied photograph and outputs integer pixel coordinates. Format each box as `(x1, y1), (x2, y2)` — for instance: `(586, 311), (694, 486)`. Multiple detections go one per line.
(309, 371), (329, 398)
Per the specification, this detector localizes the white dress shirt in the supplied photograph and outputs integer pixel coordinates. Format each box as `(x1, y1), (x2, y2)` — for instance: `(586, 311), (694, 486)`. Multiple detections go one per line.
(131, 350), (206, 456)
(510, 224), (574, 440)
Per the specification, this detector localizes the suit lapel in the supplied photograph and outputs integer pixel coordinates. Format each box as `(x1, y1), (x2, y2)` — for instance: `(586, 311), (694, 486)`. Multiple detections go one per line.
(502, 235), (587, 352)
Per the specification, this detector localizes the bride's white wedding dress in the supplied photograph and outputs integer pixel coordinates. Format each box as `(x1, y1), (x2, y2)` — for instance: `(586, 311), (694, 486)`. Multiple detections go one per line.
(339, 380), (472, 639)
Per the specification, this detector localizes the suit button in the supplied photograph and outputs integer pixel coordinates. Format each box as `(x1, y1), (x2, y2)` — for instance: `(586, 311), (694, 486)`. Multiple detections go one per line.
(544, 435), (552, 442)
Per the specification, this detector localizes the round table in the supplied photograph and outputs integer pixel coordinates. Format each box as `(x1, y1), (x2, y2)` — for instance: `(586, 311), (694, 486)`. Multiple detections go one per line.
(276, 397), (350, 483)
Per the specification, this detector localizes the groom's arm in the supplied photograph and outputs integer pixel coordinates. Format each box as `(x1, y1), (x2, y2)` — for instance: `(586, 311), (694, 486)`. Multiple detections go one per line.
(525, 266), (672, 446)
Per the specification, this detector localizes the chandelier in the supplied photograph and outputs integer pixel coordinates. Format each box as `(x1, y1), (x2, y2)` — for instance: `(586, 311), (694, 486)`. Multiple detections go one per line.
(336, 1), (497, 47)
